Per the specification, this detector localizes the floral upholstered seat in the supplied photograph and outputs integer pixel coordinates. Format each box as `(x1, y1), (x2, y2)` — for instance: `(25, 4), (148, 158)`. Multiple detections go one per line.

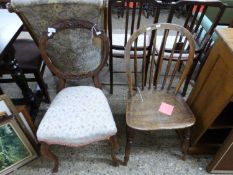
(37, 86), (117, 146)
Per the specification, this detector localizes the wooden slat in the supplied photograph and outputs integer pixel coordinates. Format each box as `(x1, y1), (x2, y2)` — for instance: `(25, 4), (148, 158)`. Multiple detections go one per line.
(149, 30), (157, 89)
(154, 29), (169, 88)
(142, 32), (147, 90)
(162, 31), (179, 89)
(124, 0), (130, 46)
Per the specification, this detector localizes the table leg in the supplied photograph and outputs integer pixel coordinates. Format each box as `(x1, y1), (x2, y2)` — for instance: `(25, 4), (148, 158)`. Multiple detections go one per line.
(2, 45), (39, 119)
(0, 86), (3, 94)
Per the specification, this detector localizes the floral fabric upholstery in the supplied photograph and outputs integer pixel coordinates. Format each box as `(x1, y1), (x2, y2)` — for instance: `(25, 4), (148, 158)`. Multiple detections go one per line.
(11, 0), (106, 74)
(37, 86), (117, 146)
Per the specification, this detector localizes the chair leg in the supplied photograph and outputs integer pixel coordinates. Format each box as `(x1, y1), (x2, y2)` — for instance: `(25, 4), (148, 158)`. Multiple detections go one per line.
(182, 128), (191, 161)
(34, 72), (50, 103)
(123, 126), (134, 166)
(109, 135), (122, 166)
(40, 142), (59, 173)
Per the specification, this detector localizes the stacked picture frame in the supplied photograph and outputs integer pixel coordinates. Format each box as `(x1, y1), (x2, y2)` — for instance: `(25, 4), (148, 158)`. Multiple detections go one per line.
(0, 94), (38, 175)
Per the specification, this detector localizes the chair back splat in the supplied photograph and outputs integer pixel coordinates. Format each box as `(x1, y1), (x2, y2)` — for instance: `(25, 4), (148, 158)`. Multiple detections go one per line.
(39, 19), (109, 90)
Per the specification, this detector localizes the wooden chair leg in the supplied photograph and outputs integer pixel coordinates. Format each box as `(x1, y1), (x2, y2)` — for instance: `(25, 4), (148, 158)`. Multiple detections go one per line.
(123, 126), (134, 166)
(40, 142), (59, 173)
(109, 135), (121, 166)
(182, 128), (191, 161)
(34, 72), (50, 103)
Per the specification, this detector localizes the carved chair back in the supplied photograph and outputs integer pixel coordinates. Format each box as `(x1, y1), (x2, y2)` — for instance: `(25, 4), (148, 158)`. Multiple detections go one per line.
(124, 23), (195, 97)
(39, 19), (109, 90)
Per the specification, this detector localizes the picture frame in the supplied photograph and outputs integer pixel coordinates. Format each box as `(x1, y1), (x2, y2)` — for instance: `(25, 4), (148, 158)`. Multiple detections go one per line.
(0, 114), (37, 175)
(15, 105), (38, 146)
(0, 95), (38, 146)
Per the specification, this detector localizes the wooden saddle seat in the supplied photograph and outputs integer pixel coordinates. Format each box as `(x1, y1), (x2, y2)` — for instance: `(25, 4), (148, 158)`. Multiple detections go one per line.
(126, 89), (195, 131)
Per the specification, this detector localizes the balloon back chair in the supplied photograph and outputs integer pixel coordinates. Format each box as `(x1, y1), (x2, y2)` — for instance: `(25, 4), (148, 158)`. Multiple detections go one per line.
(9, 0), (121, 172)
(37, 19), (122, 173)
(123, 23), (196, 165)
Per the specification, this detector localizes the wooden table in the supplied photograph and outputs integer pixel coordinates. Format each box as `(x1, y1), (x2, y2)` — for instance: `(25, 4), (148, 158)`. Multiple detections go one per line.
(187, 28), (233, 154)
(0, 9), (39, 119)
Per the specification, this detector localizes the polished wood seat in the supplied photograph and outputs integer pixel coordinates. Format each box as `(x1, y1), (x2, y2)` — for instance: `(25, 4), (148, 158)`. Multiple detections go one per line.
(126, 89), (194, 130)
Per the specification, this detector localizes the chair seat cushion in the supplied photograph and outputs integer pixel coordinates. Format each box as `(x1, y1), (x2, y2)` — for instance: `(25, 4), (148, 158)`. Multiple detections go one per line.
(37, 86), (117, 146)
(156, 35), (190, 60)
(126, 89), (195, 130)
(112, 33), (151, 56)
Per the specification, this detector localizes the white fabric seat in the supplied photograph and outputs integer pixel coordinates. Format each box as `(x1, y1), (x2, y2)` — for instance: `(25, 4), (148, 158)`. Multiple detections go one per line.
(112, 33), (151, 55)
(37, 86), (117, 146)
(156, 35), (192, 60)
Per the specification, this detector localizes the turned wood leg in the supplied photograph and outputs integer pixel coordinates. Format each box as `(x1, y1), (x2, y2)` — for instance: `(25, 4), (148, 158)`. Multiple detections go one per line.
(40, 142), (59, 173)
(109, 135), (121, 166)
(124, 126), (134, 166)
(182, 128), (191, 161)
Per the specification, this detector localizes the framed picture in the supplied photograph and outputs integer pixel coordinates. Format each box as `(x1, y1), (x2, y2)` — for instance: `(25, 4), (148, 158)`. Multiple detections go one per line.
(0, 95), (38, 146)
(16, 105), (38, 145)
(0, 114), (37, 175)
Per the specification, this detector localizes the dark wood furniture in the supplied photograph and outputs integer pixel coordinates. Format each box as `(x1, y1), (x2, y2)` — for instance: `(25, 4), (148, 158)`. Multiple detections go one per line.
(0, 39), (50, 102)
(0, 9), (40, 118)
(108, 0), (162, 94)
(207, 129), (233, 173)
(187, 28), (233, 154)
(108, 0), (225, 95)
(123, 23), (196, 165)
(38, 19), (123, 173)
(165, 0), (226, 96)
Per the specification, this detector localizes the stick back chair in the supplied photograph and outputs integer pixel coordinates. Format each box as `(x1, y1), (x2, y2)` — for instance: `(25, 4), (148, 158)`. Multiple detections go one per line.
(108, 0), (162, 94)
(37, 19), (122, 173)
(165, 0), (226, 95)
(123, 23), (196, 165)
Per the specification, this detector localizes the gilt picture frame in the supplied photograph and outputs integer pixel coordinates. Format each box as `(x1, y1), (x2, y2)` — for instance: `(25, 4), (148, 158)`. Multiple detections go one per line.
(0, 115), (37, 175)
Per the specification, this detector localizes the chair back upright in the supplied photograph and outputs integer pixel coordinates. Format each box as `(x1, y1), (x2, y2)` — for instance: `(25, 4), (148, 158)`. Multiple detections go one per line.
(10, 0), (108, 91)
(167, 0), (226, 53)
(124, 23), (195, 96)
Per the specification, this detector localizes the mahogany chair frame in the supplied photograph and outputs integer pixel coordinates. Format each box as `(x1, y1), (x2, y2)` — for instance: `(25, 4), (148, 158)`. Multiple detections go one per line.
(39, 19), (123, 172)
(123, 23), (196, 165)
